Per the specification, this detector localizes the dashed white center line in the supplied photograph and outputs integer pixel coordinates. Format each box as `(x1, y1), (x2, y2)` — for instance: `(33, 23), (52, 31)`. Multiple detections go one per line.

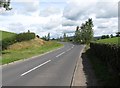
(56, 45), (75, 58)
(21, 60), (51, 76)
(56, 52), (65, 58)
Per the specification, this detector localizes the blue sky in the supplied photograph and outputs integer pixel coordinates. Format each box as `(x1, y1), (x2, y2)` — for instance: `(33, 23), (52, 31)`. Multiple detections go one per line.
(0, 0), (119, 38)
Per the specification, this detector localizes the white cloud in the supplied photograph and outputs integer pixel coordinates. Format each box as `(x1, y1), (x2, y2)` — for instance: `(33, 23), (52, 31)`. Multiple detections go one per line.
(0, 0), (119, 38)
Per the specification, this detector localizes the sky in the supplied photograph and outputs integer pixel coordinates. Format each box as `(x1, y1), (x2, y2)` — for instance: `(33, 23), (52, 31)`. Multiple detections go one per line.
(0, 0), (119, 38)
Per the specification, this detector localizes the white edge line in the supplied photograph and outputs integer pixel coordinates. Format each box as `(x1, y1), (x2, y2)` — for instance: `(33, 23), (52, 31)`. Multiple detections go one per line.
(21, 60), (51, 76)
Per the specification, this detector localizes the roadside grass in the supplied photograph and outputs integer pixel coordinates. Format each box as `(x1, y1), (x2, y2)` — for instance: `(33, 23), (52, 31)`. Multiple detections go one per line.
(1, 41), (63, 65)
(96, 37), (120, 45)
(85, 45), (120, 86)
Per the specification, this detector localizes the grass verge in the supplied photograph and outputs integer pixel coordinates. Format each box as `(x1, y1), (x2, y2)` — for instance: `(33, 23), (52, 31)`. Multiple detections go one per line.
(96, 37), (120, 45)
(85, 45), (120, 86)
(1, 41), (63, 65)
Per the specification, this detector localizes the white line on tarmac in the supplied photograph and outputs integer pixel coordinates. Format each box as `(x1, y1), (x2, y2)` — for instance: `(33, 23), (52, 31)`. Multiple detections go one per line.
(56, 52), (65, 58)
(21, 60), (51, 76)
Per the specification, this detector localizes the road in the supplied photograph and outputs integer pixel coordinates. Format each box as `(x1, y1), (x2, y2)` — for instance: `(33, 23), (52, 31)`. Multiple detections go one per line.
(2, 42), (84, 87)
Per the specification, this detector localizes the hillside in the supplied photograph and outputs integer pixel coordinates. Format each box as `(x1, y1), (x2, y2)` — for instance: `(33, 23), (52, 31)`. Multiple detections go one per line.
(8, 37), (46, 50)
(96, 37), (120, 45)
(0, 30), (16, 40)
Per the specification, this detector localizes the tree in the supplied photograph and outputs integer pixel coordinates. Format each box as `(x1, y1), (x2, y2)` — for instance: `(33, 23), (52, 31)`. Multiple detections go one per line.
(80, 18), (94, 44)
(74, 26), (81, 43)
(47, 33), (50, 41)
(110, 34), (114, 38)
(101, 35), (109, 39)
(63, 33), (67, 42)
(0, 0), (12, 10)
(116, 32), (120, 37)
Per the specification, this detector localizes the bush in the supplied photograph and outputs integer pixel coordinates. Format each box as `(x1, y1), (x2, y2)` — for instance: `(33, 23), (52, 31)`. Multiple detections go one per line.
(2, 32), (36, 50)
(1, 35), (17, 50)
(90, 42), (120, 76)
(16, 32), (35, 42)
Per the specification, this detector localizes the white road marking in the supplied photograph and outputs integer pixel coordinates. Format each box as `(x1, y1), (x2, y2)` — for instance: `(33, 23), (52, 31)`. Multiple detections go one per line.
(56, 45), (74, 58)
(66, 48), (71, 52)
(56, 52), (65, 58)
(21, 60), (51, 76)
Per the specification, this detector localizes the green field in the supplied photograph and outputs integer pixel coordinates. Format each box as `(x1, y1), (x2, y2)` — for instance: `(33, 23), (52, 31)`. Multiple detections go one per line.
(0, 30), (16, 40)
(0, 30), (63, 65)
(96, 37), (120, 45)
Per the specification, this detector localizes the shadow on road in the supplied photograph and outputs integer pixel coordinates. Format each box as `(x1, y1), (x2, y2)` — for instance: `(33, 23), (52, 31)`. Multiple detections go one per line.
(81, 51), (98, 87)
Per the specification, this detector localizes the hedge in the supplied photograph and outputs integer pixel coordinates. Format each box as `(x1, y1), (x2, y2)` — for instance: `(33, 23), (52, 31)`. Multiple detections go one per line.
(16, 32), (35, 42)
(1, 35), (17, 50)
(1, 32), (35, 50)
(90, 42), (120, 76)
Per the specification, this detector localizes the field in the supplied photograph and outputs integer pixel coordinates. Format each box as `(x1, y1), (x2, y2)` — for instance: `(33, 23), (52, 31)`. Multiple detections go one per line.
(0, 30), (16, 40)
(96, 37), (120, 45)
(1, 30), (63, 65)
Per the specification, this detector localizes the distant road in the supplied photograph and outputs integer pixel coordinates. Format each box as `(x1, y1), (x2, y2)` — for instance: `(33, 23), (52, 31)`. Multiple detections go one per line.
(2, 42), (84, 86)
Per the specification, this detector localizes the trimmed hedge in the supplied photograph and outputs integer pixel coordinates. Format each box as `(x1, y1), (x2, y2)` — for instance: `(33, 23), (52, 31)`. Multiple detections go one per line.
(90, 42), (120, 75)
(16, 32), (35, 42)
(1, 35), (17, 50)
(1, 32), (35, 50)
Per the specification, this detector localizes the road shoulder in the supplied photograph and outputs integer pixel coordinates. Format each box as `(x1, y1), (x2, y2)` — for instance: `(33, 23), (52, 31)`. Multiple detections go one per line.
(72, 45), (98, 86)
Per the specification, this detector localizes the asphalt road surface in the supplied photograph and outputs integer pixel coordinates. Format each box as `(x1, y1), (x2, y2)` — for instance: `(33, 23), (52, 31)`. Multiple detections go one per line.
(2, 42), (84, 86)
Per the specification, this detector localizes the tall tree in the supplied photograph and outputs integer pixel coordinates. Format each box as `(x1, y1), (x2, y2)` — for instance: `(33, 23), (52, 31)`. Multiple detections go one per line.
(74, 18), (94, 44)
(74, 26), (81, 43)
(63, 33), (67, 42)
(47, 33), (50, 41)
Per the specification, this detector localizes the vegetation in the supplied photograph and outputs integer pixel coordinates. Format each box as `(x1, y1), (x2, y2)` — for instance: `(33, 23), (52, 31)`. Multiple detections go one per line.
(1, 30), (16, 40)
(96, 37), (120, 45)
(41, 33), (51, 41)
(1, 31), (36, 50)
(85, 47), (119, 86)
(87, 37), (120, 86)
(101, 35), (109, 39)
(16, 32), (35, 42)
(1, 30), (17, 50)
(74, 18), (94, 44)
(1, 39), (63, 64)
(0, 0), (12, 10)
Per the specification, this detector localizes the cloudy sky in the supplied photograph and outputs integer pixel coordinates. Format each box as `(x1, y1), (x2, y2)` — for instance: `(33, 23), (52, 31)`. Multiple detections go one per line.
(0, 0), (119, 38)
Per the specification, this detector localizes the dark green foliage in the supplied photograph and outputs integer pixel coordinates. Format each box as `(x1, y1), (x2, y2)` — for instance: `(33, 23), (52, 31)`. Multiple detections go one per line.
(0, 0), (12, 10)
(90, 42), (120, 78)
(74, 18), (94, 44)
(1, 35), (17, 50)
(2, 32), (35, 50)
(116, 32), (120, 37)
(16, 32), (35, 42)
(101, 35), (109, 39)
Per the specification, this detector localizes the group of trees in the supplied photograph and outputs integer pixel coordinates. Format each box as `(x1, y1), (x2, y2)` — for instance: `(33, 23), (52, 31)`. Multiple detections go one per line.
(41, 33), (51, 41)
(0, 0), (12, 10)
(101, 32), (120, 39)
(74, 18), (94, 44)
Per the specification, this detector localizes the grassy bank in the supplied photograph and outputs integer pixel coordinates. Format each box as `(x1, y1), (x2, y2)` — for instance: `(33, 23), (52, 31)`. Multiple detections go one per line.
(85, 45), (119, 86)
(1, 30), (16, 40)
(1, 40), (63, 65)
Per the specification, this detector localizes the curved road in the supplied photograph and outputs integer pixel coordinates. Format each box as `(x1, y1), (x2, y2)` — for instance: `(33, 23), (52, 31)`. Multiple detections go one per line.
(2, 42), (84, 87)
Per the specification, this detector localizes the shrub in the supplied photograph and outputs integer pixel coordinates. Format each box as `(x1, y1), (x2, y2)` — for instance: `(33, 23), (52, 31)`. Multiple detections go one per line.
(1, 35), (17, 50)
(2, 32), (35, 50)
(16, 32), (35, 42)
(90, 42), (120, 76)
